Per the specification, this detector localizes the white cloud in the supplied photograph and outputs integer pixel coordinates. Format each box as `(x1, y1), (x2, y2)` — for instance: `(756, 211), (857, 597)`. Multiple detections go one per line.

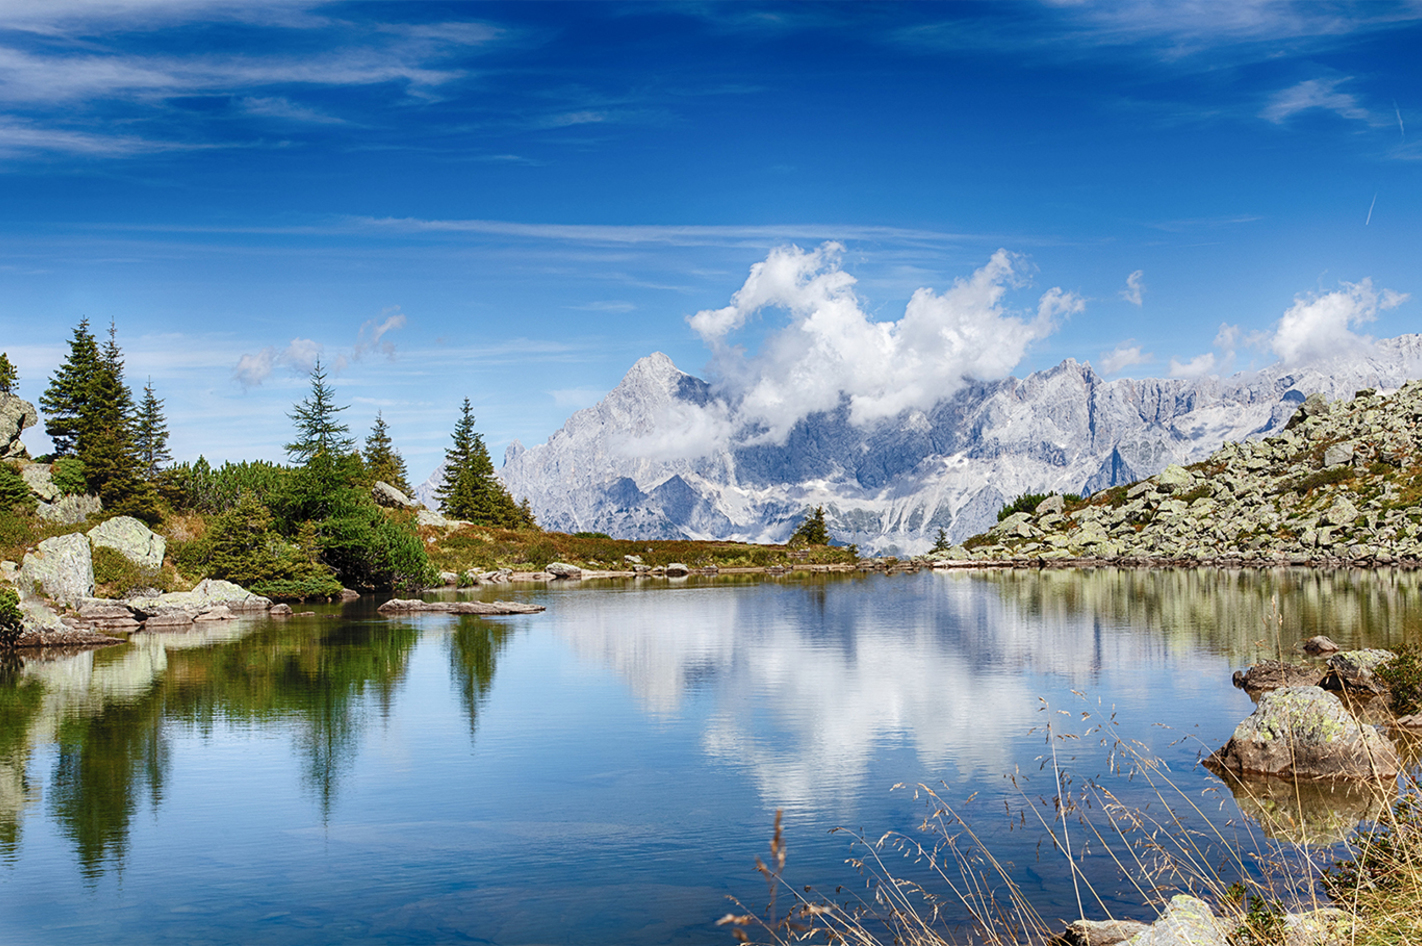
(239, 95), (345, 124)
(1097, 342), (1152, 375)
(1270, 278), (1408, 366)
(688, 243), (1081, 442)
(232, 336), (322, 388)
(352, 307), (406, 361)
(1167, 351), (1215, 379)
(1261, 77), (1377, 125)
(1119, 269), (1145, 306)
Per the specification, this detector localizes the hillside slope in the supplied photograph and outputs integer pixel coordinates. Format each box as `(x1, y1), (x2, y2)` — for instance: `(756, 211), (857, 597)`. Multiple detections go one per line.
(966, 384), (1422, 564)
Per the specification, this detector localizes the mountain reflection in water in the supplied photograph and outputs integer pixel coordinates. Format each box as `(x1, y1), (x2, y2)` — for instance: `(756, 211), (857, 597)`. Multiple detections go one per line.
(0, 570), (1416, 946)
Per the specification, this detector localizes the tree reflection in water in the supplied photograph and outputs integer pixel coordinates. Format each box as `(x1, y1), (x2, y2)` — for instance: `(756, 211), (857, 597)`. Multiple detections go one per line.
(448, 617), (514, 740)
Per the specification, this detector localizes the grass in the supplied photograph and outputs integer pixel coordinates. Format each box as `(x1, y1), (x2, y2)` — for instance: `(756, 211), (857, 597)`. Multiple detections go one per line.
(720, 691), (1422, 946)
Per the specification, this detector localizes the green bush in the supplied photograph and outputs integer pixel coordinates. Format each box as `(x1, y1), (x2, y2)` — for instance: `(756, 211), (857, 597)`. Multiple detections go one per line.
(91, 545), (168, 598)
(997, 493), (1050, 521)
(0, 464), (34, 513)
(50, 457), (86, 496)
(0, 587), (22, 649)
(318, 497), (435, 593)
(163, 457), (290, 514)
(1291, 465), (1355, 495)
(1377, 646), (1422, 715)
(248, 575), (345, 601)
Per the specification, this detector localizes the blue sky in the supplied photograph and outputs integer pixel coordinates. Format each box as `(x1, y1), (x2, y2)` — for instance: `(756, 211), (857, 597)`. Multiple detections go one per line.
(1, 0), (1419, 481)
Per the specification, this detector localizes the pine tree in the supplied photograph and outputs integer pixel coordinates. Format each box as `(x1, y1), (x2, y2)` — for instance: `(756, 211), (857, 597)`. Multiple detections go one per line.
(134, 378), (172, 479)
(364, 411), (411, 494)
(790, 505), (831, 546)
(80, 323), (158, 520)
(930, 528), (951, 553)
(286, 359), (354, 464)
(40, 319), (101, 457)
(436, 399), (528, 527)
(0, 353), (16, 395)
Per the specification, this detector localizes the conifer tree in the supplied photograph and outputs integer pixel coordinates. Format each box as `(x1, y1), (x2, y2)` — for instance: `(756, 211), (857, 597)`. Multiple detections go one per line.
(364, 411), (411, 494)
(134, 378), (172, 479)
(286, 359), (354, 463)
(436, 399), (529, 527)
(790, 505), (831, 546)
(40, 318), (101, 456)
(80, 323), (158, 520)
(0, 353), (16, 395)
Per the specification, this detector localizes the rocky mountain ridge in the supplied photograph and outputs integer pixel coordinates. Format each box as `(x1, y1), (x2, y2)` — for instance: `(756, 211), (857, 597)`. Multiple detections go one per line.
(965, 382), (1422, 565)
(460, 336), (1422, 554)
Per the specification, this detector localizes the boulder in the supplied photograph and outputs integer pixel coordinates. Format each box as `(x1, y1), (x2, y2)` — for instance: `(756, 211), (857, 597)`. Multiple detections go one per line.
(20, 532), (95, 605)
(1205, 686), (1400, 780)
(87, 515), (166, 570)
(77, 599), (142, 632)
(127, 578), (271, 616)
(339, 588), (360, 602)
(546, 562), (583, 579)
(1323, 649), (1396, 695)
(1280, 908), (1353, 946)
(1231, 660), (1323, 693)
(269, 603), (293, 616)
(664, 562), (690, 577)
(1056, 919), (1150, 946)
(1036, 493), (1065, 516)
(438, 571), (460, 586)
(1321, 497), (1358, 528)
(193, 605), (235, 622)
(1121, 895), (1227, 946)
(0, 394), (37, 459)
(416, 508), (467, 529)
(1301, 635), (1341, 655)
(36, 493), (102, 525)
(1323, 442), (1356, 468)
(623, 554), (644, 565)
(144, 611), (198, 628)
(1155, 464), (1194, 492)
(371, 481), (418, 509)
(19, 464), (58, 501)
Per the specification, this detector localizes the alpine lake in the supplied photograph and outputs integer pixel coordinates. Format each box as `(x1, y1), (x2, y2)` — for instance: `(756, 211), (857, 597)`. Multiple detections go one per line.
(2, 567), (1420, 945)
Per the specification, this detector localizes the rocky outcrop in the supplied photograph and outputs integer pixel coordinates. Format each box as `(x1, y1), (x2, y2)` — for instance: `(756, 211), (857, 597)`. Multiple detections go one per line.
(19, 533), (94, 605)
(372, 480), (418, 509)
(377, 599), (545, 615)
(1231, 660), (1323, 694)
(36, 493), (102, 525)
(966, 381), (1422, 564)
(0, 394), (37, 459)
(87, 515), (166, 570)
(1206, 686), (1400, 780)
(19, 464), (58, 501)
(476, 337), (1422, 555)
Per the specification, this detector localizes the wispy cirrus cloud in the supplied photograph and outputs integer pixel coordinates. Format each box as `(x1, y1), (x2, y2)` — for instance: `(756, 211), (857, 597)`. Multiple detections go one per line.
(1261, 76), (1382, 125)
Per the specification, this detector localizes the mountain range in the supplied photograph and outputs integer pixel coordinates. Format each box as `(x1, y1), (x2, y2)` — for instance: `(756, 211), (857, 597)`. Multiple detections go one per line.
(417, 336), (1422, 555)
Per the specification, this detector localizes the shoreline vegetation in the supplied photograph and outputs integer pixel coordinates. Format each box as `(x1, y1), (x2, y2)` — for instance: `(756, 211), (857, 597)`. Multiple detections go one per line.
(4, 325), (1422, 946)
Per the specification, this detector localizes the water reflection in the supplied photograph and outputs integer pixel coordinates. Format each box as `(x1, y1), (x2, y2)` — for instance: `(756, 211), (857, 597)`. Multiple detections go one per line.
(447, 619), (514, 740)
(1219, 773), (1394, 847)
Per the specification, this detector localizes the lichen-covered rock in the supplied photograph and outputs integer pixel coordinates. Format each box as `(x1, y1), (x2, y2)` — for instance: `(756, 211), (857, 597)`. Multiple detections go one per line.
(127, 578), (271, 616)
(545, 562), (583, 579)
(1231, 660), (1323, 693)
(1057, 918), (1150, 946)
(1323, 649), (1396, 695)
(1281, 907), (1353, 946)
(19, 464), (58, 501)
(87, 515), (167, 570)
(36, 493), (102, 525)
(1206, 686), (1399, 780)
(1123, 895), (1227, 946)
(0, 394), (37, 459)
(20, 532), (95, 605)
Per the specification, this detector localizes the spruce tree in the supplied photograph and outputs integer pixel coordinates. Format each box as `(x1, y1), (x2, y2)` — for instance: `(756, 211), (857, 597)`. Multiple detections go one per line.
(286, 359), (354, 464)
(80, 323), (158, 520)
(364, 412), (411, 494)
(790, 505), (831, 546)
(134, 378), (172, 479)
(0, 353), (16, 395)
(436, 399), (527, 527)
(40, 318), (101, 457)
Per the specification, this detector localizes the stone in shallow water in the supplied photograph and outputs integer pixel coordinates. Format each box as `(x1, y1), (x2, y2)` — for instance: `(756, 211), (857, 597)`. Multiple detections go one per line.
(1206, 685), (1400, 780)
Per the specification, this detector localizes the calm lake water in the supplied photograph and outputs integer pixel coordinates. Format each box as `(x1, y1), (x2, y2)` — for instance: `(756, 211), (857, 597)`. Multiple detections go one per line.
(2, 568), (1420, 945)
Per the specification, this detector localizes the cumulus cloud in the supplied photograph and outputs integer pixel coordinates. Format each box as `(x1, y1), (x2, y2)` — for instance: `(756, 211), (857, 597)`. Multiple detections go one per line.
(1167, 351), (1215, 379)
(1270, 278), (1408, 366)
(688, 243), (1082, 443)
(232, 337), (322, 388)
(1097, 342), (1152, 375)
(1119, 269), (1145, 306)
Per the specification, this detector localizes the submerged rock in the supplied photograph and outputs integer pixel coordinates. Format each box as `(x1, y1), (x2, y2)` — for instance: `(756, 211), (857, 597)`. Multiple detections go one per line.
(1206, 686), (1399, 780)
(377, 599), (545, 615)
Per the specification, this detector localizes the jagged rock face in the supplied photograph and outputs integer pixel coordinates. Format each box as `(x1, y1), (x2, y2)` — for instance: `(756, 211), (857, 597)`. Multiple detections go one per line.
(0, 395), (37, 460)
(433, 337), (1422, 553)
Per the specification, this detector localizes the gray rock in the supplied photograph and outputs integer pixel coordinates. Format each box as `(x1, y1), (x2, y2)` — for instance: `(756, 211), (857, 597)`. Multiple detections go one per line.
(144, 611), (198, 628)
(269, 603), (293, 616)
(623, 554), (644, 565)
(127, 578), (271, 616)
(1155, 464), (1194, 492)
(416, 508), (467, 529)
(1323, 649), (1396, 695)
(20, 532), (95, 605)
(1231, 660), (1323, 693)
(1323, 442), (1355, 468)
(1057, 918), (1150, 946)
(1036, 493), (1064, 516)
(87, 515), (166, 570)
(377, 599), (546, 615)
(1281, 908), (1353, 946)
(1206, 686), (1400, 779)
(1321, 497), (1358, 528)
(19, 464), (58, 501)
(36, 493), (103, 525)
(546, 562), (583, 579)
(664, 562), (691, 577)
(1301, 635), (1341, 655)
(372, 481), (418, 509)
(438, 571), (460, 586)
(1123, 895), (1227, 946)
(0, 394), (37, 459)
(193, 605), (235, 622)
